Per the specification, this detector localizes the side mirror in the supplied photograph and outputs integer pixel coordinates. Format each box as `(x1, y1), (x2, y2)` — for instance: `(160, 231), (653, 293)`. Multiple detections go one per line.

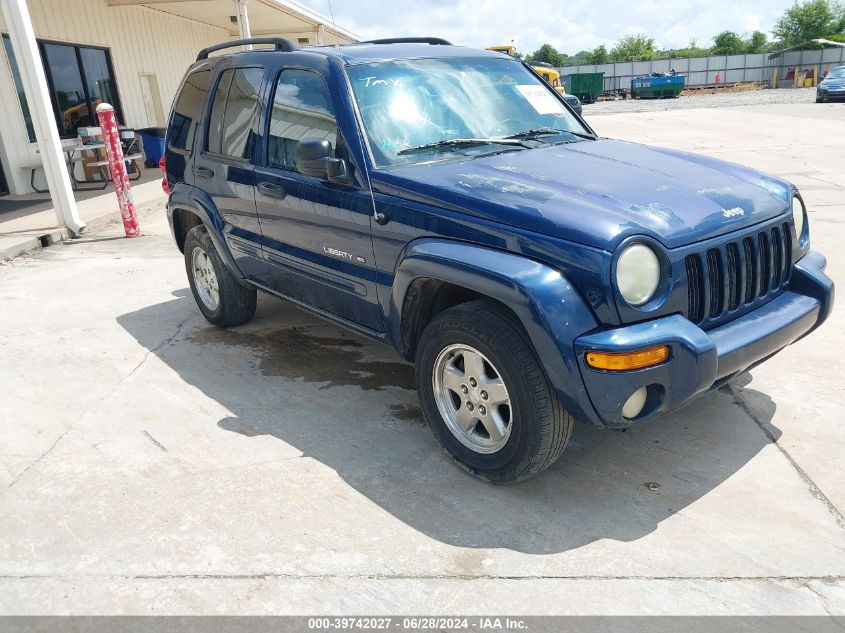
(295, 138), (353, 186)
(295, 138), (331, 177)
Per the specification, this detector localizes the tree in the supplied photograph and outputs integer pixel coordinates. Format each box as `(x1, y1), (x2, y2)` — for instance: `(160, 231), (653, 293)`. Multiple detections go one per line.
(662, 38), (710, 59)
(712, 31), (746, 55)
(525, 43), (565, 67)
(585, 45), (609, 64)
(773, 0), (845, 47)
(745, 30), (768, 52)
(568, 50), (592, 65)
(609, 34), (657, 62)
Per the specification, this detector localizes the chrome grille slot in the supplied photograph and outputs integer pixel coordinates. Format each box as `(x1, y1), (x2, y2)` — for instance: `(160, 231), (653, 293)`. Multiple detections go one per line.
(771, 226), (782, 291)
(706, 248), (723, 319)
(685, 254), (704, 323)
(758, 231), (771, 295)
(726, 242), (740, 310)
(743, 237), (756, 304)
(781, 222), (792, 286)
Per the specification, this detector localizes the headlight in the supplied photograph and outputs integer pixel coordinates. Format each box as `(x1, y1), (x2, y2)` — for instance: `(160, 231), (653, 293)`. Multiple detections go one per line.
(792, 195), (805, 239)
(616, 243), (661, 306)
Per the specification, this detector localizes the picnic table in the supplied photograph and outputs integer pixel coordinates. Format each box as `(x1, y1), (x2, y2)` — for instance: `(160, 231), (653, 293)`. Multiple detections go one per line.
(30, 132), (142, 193)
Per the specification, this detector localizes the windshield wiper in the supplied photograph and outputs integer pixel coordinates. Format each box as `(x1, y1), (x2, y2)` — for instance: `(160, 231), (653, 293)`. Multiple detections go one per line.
(397, 137), (528, 156)
(566, 130), (598, 140)
(505, 127), (562, 139)
(507, 127), (597, 141)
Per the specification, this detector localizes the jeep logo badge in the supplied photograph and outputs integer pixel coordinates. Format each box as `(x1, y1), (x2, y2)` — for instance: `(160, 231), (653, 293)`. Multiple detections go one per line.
(723, 207), (744, 218)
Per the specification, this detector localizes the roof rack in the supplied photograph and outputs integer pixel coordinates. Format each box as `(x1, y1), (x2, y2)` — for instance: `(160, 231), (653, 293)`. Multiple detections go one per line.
(197, 37), (295, 61)
(362, 37), (452, 46)
(529, 61), (553, 68)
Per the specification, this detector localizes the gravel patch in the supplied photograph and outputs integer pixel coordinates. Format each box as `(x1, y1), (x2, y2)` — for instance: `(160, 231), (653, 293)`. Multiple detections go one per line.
(584, 87), (818, 116)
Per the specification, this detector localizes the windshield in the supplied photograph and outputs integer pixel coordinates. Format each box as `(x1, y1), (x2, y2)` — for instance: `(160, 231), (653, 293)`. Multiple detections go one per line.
(346, 57), (590, 167)
(827, 67), (845, 79)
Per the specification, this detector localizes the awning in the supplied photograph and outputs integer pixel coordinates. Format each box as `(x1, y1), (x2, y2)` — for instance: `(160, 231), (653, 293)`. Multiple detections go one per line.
(105, 0), (358, 44)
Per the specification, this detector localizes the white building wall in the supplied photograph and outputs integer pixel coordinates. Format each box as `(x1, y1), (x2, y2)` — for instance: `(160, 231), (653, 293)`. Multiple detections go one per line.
(0, 0), (227, 194)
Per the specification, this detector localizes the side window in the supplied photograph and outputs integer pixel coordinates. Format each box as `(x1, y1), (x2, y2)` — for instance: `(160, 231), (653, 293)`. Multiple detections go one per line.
(267, 69), (337, 171)
(168, 68), (212, 152)
(206, 69), (232, 155)
(206, 67), (263, 158)
(222, 68), (263, 156)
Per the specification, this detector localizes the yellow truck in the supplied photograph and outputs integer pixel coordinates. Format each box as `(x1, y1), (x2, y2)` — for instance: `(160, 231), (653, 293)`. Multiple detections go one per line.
(528, 62), (564, 93)
(486, 45), (516, 56)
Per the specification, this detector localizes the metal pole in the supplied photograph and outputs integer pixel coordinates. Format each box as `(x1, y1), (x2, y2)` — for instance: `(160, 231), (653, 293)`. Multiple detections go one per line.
(236, 0), (252, 49)
(1, 0), (84, 235)
(95, 103), (140, 238)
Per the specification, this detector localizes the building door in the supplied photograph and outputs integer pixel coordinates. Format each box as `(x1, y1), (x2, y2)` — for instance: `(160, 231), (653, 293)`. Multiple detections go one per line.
(139, 73), (165, 127)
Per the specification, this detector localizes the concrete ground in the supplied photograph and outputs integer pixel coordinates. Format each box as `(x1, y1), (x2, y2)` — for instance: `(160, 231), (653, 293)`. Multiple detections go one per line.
(0, 176), (164, 262)
(0, 99), (843, 615)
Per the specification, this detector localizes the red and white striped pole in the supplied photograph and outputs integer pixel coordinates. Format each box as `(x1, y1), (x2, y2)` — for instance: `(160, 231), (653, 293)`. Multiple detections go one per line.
(96, 103), (140, 238)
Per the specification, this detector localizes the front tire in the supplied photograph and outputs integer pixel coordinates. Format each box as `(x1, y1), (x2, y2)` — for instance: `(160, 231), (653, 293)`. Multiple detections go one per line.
(415, 301), (573, 483)
(184, 224), (256, 327)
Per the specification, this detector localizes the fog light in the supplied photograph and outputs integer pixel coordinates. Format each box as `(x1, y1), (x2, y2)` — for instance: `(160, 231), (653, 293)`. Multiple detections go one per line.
(622, 387), (648, 419)
(585, 345), (670, 371)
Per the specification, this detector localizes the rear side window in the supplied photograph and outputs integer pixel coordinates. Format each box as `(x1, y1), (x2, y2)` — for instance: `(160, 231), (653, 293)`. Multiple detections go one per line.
(267, 69), (337, 170)
(168, 68), (212, 152)
(206, 67), (263, 159)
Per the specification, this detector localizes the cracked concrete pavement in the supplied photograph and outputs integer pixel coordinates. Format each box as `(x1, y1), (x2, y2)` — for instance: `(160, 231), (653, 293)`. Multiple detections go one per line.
(0, 98), (843, 615)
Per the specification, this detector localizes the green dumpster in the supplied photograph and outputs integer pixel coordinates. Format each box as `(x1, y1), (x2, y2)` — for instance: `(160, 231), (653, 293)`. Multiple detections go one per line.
(561, 72), (604, 104)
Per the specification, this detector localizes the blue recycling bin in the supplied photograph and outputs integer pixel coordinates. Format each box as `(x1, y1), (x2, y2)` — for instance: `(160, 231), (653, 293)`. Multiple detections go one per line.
(631, 75), (685, 98)
(137, 127), (166, 167)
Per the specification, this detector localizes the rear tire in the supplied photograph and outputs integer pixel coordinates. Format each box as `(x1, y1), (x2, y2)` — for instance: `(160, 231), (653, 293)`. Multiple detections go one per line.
(415, 301), (573, 483)
(184, 224), (256, 327)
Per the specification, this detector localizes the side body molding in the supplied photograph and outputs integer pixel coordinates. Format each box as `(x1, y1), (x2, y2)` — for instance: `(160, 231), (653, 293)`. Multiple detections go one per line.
(389, 239), (603, 426)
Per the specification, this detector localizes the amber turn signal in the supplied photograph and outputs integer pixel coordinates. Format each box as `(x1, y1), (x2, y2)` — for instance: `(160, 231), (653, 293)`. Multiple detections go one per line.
(585, 345), (670, 371)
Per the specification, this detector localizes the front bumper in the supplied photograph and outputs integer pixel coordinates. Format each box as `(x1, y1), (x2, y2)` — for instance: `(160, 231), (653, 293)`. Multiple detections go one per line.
(574, 251), (834, 428)
(818, 87), (845, 100)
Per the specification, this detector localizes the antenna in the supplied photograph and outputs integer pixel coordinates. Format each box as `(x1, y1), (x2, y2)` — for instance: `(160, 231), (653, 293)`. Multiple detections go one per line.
(326, 0), (336, 45)
(326, 0), (336, 26)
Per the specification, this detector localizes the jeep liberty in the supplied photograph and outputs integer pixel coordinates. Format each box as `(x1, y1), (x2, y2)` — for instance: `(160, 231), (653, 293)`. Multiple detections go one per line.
(163, 37), (834, 482)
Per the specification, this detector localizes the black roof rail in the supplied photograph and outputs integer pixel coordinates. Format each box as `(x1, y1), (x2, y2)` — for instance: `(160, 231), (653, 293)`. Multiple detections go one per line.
(362, 37), (452, 46)
(196, 37), (295, 61)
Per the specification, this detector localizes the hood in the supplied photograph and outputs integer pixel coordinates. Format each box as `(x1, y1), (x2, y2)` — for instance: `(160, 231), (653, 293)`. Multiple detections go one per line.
(821, 76), (845, 88)
(372, 139), (792, 250)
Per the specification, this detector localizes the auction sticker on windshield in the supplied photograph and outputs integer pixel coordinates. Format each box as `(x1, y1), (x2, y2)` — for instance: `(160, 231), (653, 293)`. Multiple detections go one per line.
(515, 84), (566, 115)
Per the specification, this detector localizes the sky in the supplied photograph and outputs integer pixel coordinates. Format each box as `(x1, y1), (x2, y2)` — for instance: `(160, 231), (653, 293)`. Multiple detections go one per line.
(297, 0), (797, 55)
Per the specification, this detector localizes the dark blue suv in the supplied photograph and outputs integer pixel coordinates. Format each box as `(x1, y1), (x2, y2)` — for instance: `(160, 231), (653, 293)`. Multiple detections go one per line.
(164, 37), (834, 482)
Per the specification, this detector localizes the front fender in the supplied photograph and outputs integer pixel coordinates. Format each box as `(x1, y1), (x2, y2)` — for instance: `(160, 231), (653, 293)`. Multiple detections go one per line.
(390, 239), (603, 426)
(167, 183), (244, 279)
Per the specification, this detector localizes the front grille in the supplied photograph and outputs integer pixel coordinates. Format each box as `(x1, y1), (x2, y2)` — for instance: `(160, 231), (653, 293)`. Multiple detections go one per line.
(685, 222), (791, 326)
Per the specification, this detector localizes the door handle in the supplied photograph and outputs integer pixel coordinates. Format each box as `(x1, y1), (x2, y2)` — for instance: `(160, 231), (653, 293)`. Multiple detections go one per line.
(192, 166), (213, 178)
(258, 182), (286, 199)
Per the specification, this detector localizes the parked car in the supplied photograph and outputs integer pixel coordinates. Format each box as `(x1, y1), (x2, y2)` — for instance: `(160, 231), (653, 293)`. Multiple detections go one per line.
(163, 37), (834, 483)
(817, 66), (845, 102)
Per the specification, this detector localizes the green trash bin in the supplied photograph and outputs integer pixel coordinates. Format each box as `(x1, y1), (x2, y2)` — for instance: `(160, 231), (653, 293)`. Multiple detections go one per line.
(562, 72), (604, 104)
